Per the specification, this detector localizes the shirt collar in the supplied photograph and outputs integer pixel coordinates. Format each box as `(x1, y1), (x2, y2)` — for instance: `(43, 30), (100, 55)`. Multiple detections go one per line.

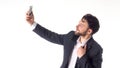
(77, 36), (91, 45)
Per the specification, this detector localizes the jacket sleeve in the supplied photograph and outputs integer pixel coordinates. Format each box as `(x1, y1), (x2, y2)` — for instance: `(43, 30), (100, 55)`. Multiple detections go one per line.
(33, 24), (65, 45)
(76, 47), (103, 68)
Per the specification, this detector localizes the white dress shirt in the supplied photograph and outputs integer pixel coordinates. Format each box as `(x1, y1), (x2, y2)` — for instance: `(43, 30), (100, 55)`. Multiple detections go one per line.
(31, 22), (37, 30)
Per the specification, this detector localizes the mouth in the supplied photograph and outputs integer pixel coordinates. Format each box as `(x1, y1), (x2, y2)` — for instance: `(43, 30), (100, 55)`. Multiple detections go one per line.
(75, 27), (79, 33)
(76, 26), (79, 31)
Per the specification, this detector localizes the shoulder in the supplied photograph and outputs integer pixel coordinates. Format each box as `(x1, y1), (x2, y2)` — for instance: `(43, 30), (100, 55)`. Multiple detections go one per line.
(92, 39), (103, 53)
(87, 38), (103, 57)
(88, 38), (103, 51)
(67, 31), (75, 34)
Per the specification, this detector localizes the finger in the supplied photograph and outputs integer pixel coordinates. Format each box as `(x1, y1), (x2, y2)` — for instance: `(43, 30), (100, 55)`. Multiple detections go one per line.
(26, 11), (33, 16)
(26, 11), (30, 15)
(26, 16), (31, 19)
(29, 11), (33, 16)
(26, 14), (33, 19)
(26, 14), (31, 18)
(79, 46), (84, 49)
(26, 17), (31, 21)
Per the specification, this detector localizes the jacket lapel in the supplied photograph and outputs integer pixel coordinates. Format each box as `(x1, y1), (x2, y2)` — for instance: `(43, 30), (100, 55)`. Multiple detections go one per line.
(86, 37), (94, 51)
(67, 32), (79, 63)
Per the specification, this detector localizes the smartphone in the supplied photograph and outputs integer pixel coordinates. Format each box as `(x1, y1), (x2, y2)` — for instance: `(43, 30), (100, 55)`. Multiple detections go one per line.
(28, 6), (32, 15)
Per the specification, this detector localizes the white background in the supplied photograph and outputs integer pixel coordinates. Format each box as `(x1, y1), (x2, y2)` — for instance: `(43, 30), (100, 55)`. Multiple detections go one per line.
(0, 0), (120, 68)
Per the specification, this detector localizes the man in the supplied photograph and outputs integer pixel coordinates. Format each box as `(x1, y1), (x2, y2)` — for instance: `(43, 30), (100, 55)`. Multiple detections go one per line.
(26, 11), (103, 68)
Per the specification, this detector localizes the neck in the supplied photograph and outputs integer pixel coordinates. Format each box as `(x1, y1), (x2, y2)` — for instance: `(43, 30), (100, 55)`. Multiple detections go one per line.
(79, 35), (91, 43)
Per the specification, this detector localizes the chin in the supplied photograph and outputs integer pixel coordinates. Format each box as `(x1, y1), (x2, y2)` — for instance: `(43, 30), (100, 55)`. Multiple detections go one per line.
(75, 31), (80, 35)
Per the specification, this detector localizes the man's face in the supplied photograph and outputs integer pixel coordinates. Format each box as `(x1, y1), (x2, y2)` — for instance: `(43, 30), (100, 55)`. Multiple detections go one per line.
(76, 18), (90, 36)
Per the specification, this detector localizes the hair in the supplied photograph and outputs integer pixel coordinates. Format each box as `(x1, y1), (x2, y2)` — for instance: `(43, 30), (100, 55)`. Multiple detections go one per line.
(82, 14), (100, 34)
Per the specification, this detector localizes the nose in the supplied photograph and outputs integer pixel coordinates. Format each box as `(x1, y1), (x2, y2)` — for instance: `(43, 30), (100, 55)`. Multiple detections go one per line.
(77, 23), (81, 27)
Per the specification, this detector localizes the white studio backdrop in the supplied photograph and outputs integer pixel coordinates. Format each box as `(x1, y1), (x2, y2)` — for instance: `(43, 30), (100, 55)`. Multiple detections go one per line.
(0, 0), (120, 68)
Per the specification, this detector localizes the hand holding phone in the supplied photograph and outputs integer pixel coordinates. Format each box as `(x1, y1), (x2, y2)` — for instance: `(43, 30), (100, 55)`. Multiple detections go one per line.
(26, 6), (34, 25)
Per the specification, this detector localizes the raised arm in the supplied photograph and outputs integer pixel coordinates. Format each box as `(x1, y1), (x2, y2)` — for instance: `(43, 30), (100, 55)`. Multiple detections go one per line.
(26, 10), (65, 45)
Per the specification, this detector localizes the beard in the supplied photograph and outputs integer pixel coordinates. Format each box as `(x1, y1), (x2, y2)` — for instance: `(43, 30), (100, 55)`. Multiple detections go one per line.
(75, 29), (88, 36)
(78, 31), (87, 36)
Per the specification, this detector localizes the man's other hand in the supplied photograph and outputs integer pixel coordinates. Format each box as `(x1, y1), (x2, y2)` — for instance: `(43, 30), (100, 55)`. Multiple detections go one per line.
(77, 45), (87, 58)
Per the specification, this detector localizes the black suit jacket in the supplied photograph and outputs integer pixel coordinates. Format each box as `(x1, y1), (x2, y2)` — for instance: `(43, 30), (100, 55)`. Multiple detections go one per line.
(33, 24), (103, 68)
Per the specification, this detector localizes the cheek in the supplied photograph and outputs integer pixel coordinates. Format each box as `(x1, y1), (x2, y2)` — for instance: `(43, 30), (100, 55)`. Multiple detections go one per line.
(78, 25), (84, 29)
(78, 26), (88, 33)
(77, 26), (84, 32)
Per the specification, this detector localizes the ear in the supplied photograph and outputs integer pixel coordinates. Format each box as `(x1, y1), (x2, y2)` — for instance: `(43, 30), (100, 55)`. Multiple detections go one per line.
(87, 29), (92, 35)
